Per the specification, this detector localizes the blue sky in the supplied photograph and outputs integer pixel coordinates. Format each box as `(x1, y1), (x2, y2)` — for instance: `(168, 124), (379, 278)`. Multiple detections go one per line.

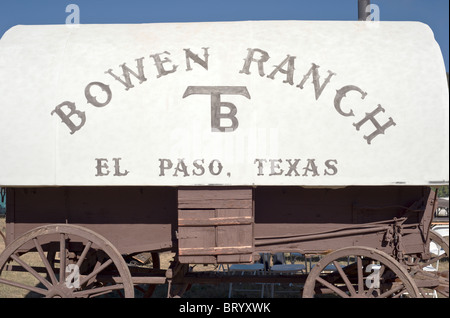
(0, 0), (448, 71)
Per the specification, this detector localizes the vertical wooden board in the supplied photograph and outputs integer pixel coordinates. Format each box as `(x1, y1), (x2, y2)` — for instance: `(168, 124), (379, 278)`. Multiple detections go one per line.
(216, 224), (253, 248)
(216, 208), (253, 262)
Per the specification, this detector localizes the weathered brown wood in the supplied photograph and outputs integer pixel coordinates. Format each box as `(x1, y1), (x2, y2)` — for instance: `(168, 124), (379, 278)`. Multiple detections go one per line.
(217, 254), (253, 264)
(179, 246), (253, 256)
(253, 186), (431, 255)
(178, 187), (252, 201)
(177, 187), (254, 264)
(217, 208), (252, 217)
(179, 216), (252, 226)
(6, 187), (177, 254)
(178, 255), (217, 264)
(178, 227), (216, 248)
(178, 209), (252, 227)
(178, 199), (252, 209)
(178, 210), (215, 219)
(2, 183), (440, 299)
(5, 185), (432, 265)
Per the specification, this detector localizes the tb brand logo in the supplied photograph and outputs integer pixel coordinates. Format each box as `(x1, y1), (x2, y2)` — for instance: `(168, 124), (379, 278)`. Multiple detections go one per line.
(183, 86), (251, 132)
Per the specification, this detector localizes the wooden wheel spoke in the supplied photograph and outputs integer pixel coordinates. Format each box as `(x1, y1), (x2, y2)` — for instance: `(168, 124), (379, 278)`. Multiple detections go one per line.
(59, 233), (66, 283)
(10, 253), (52, 290)
(316, 276), (350, 298)
(333, 260), (356, 296)
(0, 277), (49, 296)
(80, 258), (113, 287)
(357, 256), (364, 294)
(76, 241), (92, 269)
(33, 237), (58, 286)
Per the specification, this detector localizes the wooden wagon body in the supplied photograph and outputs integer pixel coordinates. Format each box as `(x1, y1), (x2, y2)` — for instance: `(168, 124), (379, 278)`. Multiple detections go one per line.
(4, 185), (435, 261)
(0, 21), (448, 298)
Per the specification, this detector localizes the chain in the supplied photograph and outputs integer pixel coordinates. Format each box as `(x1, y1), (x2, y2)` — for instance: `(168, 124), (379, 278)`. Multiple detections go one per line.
(383, 217), (406, 263)
(392, 217), (406, 262)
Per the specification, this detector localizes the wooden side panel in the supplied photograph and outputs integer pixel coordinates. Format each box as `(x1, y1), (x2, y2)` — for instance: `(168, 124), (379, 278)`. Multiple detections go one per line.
(253, 186), (430, 255)
(177, 187), (254, 264)
(6, 187), (178, 254)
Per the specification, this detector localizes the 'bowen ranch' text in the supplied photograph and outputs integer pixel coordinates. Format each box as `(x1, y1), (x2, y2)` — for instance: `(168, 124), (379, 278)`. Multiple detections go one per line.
(51, 47), (396, 145)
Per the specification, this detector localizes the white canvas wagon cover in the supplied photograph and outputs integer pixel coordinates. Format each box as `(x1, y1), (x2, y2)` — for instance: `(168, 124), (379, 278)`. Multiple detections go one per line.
(0, 21), (448, 187)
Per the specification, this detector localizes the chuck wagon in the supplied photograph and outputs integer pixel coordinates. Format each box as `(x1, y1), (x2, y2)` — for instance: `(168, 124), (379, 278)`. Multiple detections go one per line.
(0, 20), (448, 298)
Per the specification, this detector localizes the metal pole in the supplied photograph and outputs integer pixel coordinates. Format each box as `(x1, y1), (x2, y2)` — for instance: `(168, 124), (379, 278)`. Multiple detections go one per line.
(358, 0), (371, 21)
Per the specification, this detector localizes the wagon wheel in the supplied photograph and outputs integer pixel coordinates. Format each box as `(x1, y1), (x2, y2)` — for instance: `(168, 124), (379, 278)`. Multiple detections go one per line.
(412, 230), (449, 298)
(303, 246), (420, 298)
(0, 224), (134, 298)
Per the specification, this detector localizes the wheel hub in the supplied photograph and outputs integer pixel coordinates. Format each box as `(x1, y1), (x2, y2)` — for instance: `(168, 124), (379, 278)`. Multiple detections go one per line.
(46, 283), (76, 298)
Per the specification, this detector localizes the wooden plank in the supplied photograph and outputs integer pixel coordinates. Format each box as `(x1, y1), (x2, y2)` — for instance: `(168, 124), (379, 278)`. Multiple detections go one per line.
(178, 209), (215, 220)
(178, 199), (252, 209)
(178, 209), (251, 221)
(180, 254), (254, 264)
(179, 246), (253, 256)
(217, 224), (253, 246)
(216, 208), (252, 218)
(179, 255), (217, 264)
(217, 254), (253, 264)
(178, 188), (252, 201)
(177, 227), (216, 249)
(179, 216), (252, 226)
